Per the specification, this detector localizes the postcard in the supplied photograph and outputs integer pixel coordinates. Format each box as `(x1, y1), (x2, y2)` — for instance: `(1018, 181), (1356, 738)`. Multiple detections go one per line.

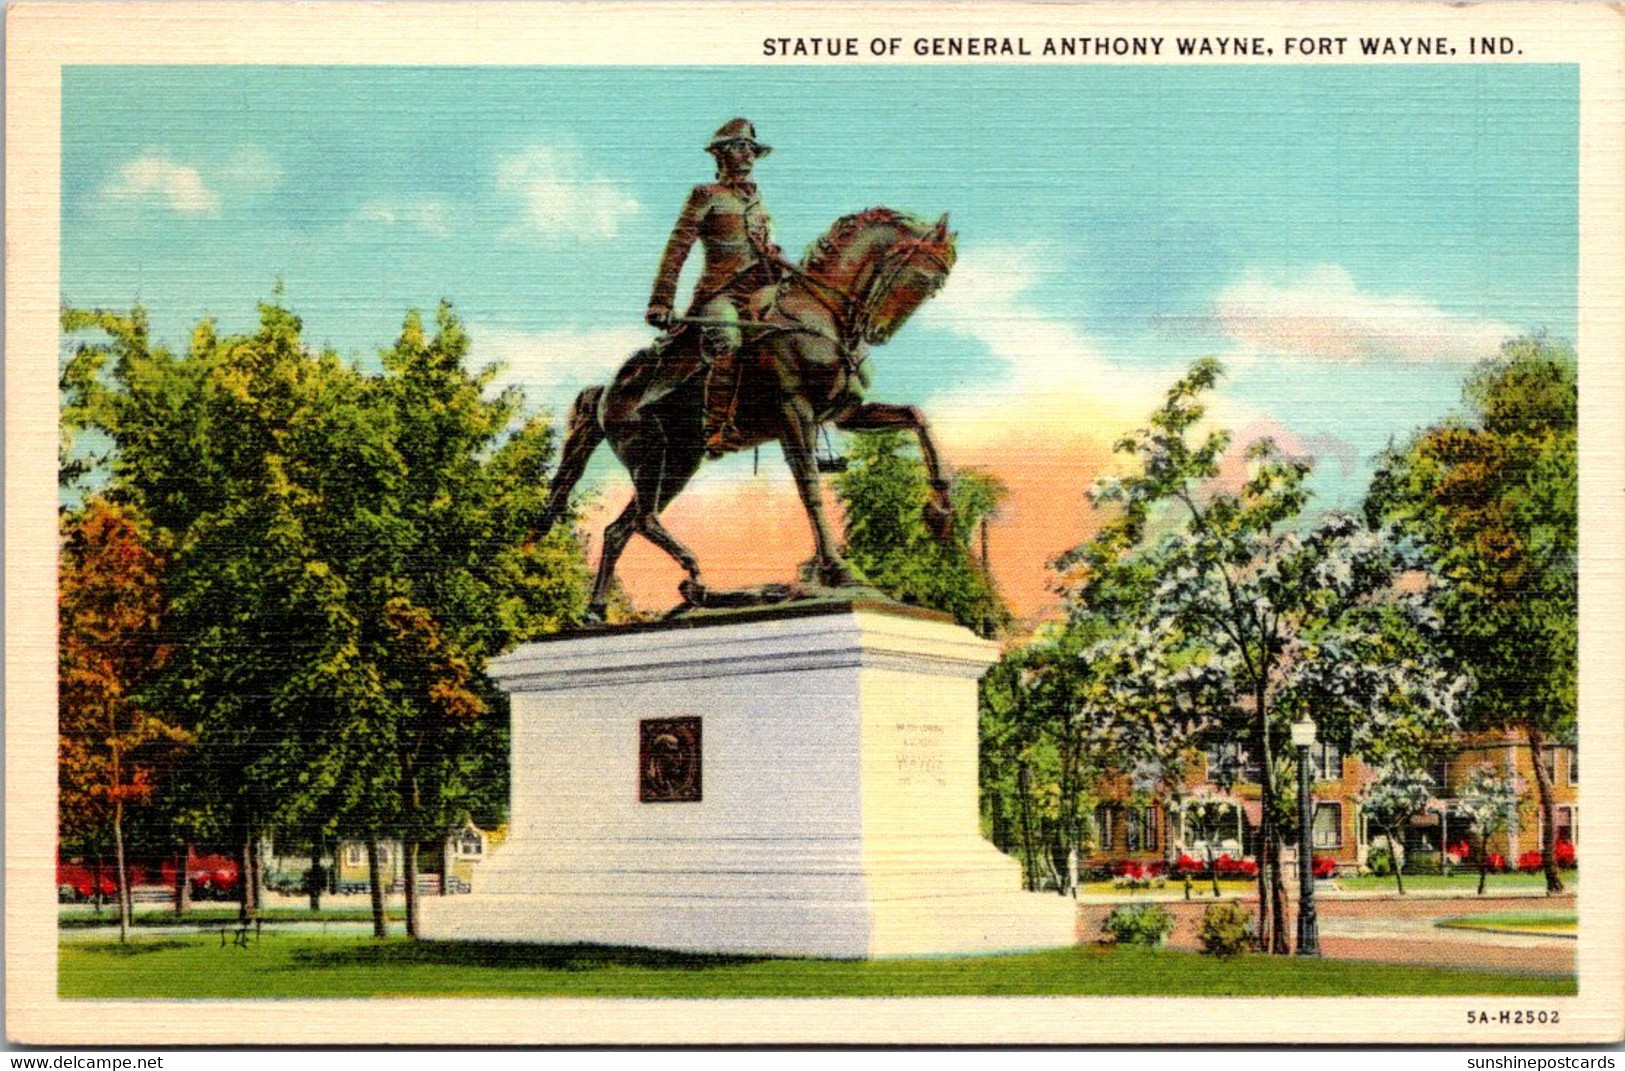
(7, 0), (1623, 1047)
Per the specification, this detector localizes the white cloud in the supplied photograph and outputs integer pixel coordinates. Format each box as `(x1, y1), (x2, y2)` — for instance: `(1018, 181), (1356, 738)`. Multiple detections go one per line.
(912, 246), (1178, 447)
(101, 155), (221, 216)
(355, 197), (454, 237)
(1209, 265), (1514, 365)
(495, 145), (640, 241)
(471, 323), (651, 407)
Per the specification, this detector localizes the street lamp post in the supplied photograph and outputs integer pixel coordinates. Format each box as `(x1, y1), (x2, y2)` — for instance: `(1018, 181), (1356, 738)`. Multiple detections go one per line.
(1291, 717), (1321, 956)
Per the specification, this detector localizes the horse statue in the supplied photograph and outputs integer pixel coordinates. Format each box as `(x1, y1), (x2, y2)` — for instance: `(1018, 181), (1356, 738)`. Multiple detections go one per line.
(534, 207), (959, 621)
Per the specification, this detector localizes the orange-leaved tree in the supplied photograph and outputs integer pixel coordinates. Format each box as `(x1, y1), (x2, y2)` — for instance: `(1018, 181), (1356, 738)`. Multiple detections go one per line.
(59, 498), (190, 940)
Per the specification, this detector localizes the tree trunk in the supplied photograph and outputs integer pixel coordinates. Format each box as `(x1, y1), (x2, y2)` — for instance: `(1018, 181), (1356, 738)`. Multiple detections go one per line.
(403, 840), (420, 938)
(1206, 844), (1220, 897)
(112, 796), (131, 942)
(308, 841), (323, 912)
(1525, 725), (1565, 894)
(1268, 833), (1289, 954)
(92, 853), (105, 915)
(438, 837), (452, 897)
(1016, 763), (1038, 892)
(239, 829), (256, 920)
(173, 843), (191, 918)
(1389, 824), (1406, 896)
(1478, 859), (1488, 896)
(1253, 696), (1276, 952)
(366, 839), (388, 939)
(250, 836), (264, 909)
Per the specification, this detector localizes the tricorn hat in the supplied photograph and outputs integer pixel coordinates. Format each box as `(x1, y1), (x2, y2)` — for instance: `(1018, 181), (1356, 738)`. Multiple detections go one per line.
(706, 118), (771, 156)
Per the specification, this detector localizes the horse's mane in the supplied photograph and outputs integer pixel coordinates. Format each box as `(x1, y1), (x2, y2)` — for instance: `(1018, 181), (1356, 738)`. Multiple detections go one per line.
(800, 207), (924, 274)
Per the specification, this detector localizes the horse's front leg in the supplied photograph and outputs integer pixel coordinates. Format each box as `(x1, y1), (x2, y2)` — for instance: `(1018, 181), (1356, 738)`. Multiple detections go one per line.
(780, 397), (855, 588)
(834, 402), (955, 542)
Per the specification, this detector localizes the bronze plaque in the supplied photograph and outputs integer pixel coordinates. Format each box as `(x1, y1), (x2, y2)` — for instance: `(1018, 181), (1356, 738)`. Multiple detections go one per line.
(639, 716), (701, 803)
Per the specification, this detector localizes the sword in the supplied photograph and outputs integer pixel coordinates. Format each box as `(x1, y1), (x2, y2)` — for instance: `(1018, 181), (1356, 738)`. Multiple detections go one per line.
(664, 316), (781, 332)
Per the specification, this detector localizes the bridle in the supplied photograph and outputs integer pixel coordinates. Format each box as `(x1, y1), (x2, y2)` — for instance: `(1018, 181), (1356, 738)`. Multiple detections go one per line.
(773, 223), (954, 368)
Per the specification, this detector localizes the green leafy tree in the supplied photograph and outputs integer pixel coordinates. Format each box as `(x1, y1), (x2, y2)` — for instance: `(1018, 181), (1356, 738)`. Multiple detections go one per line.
(61, 298), (589, 935)
(1369, 335), (1577, 893)
(834, 431), (1010, 637)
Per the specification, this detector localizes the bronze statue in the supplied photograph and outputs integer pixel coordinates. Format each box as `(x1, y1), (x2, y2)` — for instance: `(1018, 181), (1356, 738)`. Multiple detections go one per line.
(623, 118), (788, 456)
(535, 127), (959, 622)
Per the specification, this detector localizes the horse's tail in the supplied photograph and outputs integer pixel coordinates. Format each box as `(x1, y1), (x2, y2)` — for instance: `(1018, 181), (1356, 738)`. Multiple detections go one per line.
(535, 385), (605, 540)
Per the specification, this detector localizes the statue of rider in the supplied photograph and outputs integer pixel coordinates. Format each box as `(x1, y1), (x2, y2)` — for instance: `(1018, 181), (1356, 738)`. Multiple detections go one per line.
(643, 118), (788, 455)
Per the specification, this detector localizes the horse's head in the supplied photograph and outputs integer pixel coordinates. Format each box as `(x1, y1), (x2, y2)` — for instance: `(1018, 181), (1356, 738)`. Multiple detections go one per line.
(861, 212), (957, 345)
(801, 209), (957, 345)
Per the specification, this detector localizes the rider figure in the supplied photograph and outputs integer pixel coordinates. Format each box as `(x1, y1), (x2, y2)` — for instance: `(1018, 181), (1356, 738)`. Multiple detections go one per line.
(644, 118), (787, 455)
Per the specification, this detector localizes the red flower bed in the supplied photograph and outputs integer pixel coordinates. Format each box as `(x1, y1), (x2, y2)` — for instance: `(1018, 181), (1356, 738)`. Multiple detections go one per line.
(1484, 851), (1508, 873)
(1214, 853), (1258, 879)
(1516, 850), (1545, 873)
(1312, 855), (1337, 879)
(1555, 840), (1577, 868)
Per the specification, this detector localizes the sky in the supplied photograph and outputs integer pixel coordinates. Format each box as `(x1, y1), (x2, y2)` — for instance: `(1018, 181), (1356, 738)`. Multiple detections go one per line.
(61, 64), (1578, 619)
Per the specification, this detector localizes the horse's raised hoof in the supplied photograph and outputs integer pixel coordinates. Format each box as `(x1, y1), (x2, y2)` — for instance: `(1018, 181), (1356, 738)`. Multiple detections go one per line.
(678, 578), (708, 607)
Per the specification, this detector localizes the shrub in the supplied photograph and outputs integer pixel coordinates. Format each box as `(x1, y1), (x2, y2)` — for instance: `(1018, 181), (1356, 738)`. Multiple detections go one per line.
(1555, 841), (1576, 869)
(1365, 847), (1395, 876)
(1405, 851), (1442, 875)
(1484, 851), (1508, 873)
(1312, 855), (1337, 880)
(1517, 850), (1545, 873)
(1101, 903), (1176, 947)
(1198, 901), (1254, 957)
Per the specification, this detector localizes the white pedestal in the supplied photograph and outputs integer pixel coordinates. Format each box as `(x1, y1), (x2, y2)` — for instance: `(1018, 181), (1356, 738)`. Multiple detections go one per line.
(419, 602), (1078, 958)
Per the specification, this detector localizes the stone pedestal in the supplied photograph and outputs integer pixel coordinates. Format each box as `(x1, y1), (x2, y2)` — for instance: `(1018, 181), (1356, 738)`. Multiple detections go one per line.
(419, 601), (1077, 958)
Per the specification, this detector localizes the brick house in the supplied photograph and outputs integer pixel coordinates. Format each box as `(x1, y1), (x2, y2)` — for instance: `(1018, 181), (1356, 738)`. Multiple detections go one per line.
(1087, 731), (1577, 873)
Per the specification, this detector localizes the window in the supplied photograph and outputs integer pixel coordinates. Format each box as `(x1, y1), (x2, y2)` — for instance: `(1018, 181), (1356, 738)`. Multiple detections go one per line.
(1540, 746), (1556, 783)
(1312, 741), (1343, 782)
(1206, 741), (1259, 784)
(1126, 808), (1158, 852)
(1428, 756), (1449, 794)
(345, 844), (363, 867)
(1095, 804), (1116, 851)
(457, 831), (483, 857)
(1568, 747), (1579, 785)
(1312, 802), (1342, 849)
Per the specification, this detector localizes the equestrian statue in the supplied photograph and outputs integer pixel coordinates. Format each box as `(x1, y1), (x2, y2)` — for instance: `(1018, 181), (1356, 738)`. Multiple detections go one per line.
(534, 119), (959, 621)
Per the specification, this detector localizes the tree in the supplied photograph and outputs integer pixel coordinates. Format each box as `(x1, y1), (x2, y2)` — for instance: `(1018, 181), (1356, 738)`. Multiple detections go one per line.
(1454, 763), (1523, 895)
(834, 430), (1010, 637)
(61, 298), (590, 936)
(1059, 358), (1464, 951)
(1357, 764), (1436, 895)
(1369, 335), (1577, 893)
(58, 498), (189, 940)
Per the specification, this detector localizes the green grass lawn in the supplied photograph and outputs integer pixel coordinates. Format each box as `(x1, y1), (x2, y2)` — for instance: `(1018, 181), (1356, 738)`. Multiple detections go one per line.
(59, 905), (404, 929)
(1331, 870), (1577, 894)
(58, 933), (1575, 999)
(1438, 912), (1577, 936)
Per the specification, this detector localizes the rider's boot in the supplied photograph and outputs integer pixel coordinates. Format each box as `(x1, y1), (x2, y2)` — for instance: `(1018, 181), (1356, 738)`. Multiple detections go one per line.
(701, 327), (745, 458)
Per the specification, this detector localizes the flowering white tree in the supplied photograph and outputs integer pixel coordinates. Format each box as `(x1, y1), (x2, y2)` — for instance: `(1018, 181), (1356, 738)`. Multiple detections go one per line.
(1455, 763), (1524, 895)
(1062, 358), (1466, 951)
(1357, 764), (1437, 896)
